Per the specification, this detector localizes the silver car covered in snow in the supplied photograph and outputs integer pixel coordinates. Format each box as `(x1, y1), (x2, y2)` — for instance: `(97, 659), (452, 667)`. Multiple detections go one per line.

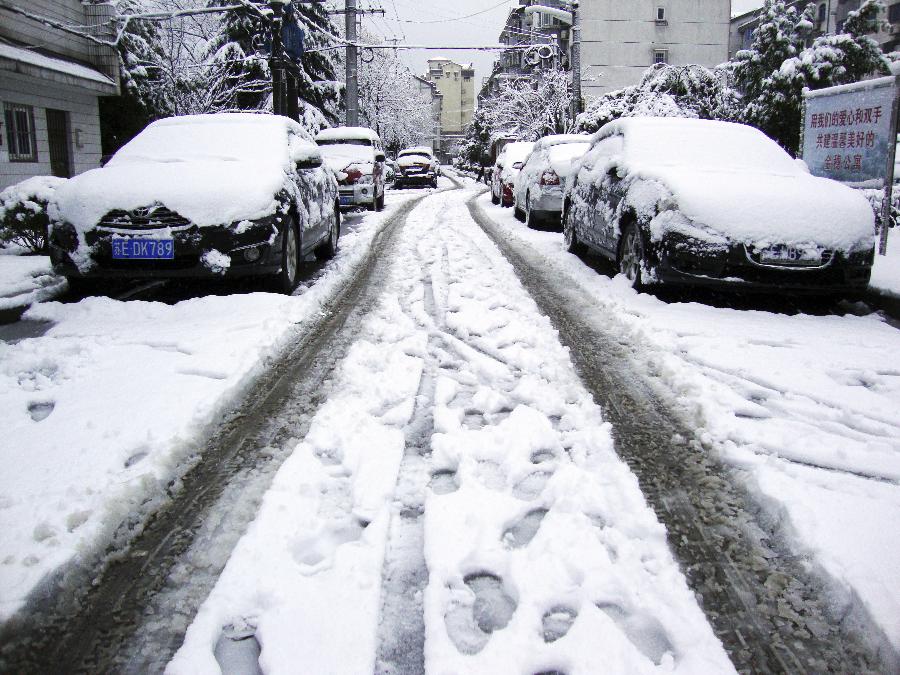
(513, 134), (591, 228)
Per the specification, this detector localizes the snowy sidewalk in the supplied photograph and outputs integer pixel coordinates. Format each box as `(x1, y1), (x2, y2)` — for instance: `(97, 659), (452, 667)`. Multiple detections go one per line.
(169, 186), (734, 673)
(475, 192), (900, 656)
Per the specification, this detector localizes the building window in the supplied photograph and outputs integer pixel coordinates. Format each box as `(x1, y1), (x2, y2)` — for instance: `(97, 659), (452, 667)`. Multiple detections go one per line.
(4, 103), (38, 162)
(653, 49), (668, 64)
(890, 2), (900, 23)
(656, 6), (667, 24)
(818, 2), (827, 25)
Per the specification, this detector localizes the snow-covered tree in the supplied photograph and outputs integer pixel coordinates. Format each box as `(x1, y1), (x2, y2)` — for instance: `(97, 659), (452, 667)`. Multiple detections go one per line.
(355, 47), (433, 153)
(473, 67), (573, 143)
(574, 64), (739, 134)
(735, 0), (891, 153)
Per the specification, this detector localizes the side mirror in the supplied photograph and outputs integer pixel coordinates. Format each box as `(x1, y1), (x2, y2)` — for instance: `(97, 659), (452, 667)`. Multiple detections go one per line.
(291, 144), (322, 169)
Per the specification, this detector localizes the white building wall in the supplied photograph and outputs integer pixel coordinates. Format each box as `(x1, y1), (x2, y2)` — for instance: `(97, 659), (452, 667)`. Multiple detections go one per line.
(0, 71), (103, 190)
(579, 0), (730, 98)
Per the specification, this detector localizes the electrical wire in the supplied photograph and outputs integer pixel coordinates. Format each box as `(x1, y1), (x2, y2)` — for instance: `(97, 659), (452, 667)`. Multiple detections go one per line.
(395, 0), (511, 24)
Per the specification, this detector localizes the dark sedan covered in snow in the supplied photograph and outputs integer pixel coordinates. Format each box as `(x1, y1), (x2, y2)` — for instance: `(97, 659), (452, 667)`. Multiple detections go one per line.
(49, 113), (340, 294)
(563, 117), (876, 298)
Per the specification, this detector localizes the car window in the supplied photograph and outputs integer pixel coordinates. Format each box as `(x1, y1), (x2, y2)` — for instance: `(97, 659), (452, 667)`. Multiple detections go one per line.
(317, 138), (372, 147)
(591, 135), (624, 163)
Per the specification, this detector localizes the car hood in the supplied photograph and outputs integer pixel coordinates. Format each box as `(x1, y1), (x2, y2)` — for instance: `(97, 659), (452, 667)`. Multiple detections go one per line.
(644, 166), (876, 252)
(319, 147), (375, 175)
(397, 155), (432, 167)
(54, 159), (287, 231)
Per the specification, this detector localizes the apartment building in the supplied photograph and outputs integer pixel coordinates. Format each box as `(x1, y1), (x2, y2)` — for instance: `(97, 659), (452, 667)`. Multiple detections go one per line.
(423, 58), (475, 159)
(579, 0), (731, 97)
(0, 1), (119, 190)
(730, 0), (900, 57)
(496, 0), (572, 78)
(413, 75), (443, 156)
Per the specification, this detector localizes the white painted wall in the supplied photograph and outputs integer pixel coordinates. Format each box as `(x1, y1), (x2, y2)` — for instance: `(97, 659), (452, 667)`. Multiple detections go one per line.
(579, 0), (731, 98)
(0, 71), (103, 190)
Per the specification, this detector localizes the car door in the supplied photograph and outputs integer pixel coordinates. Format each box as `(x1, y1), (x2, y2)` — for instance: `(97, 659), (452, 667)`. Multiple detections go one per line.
(290, 131), (331, 248)
(587, 135), (625, 254)
(516, 151), (538, 209)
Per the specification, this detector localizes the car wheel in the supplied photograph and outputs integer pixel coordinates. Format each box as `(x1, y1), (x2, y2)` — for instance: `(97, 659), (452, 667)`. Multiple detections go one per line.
(491, 187), (500, 205)
(619, 222), (647, 291)
(276, 215), (301, 294)
(315, 205), (340, 260)
(563, 206), (584, 255)
(514, 200), (525, 222)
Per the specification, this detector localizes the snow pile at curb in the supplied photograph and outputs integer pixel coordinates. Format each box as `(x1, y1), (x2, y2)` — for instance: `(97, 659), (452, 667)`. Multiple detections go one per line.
(0, 255), (65, 310)
(0, 193), (416, 622)
(870, 242), (900, 297)
(477, 193), (900, 652)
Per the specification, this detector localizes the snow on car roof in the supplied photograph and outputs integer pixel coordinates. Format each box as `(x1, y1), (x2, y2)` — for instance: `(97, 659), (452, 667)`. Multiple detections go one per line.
(500, 141), (535, 163)
(535, 134), (590, 149)
(315, 126), (381, 143)
(599, 117), (798, 174)
(398, 147), (434, 156)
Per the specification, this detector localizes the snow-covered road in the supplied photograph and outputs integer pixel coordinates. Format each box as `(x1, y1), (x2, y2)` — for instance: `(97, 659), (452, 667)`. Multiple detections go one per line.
(1, 176), (897, 673)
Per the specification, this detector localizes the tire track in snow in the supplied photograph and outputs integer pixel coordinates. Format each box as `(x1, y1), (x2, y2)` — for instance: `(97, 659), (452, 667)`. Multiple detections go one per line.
(467, 194), (893, 674)
(0, 191), (442, 674)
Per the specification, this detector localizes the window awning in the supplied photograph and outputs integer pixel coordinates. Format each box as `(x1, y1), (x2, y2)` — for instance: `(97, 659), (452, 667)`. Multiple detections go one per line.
(0, 41), (118, 95)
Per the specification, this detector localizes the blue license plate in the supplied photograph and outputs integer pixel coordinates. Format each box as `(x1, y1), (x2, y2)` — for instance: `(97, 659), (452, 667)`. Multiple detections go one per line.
(339, 196), (353, 206)
(112, 237), (174, 260)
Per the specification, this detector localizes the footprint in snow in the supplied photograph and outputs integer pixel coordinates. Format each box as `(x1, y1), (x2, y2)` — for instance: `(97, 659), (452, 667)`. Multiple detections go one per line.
(214, 622), (262, 675)
(596, 602), (675, 666)
(512, 470), (553, 501)
(430, 469), (459, 495)
(291, 518), (368, 571)
(27, 401), (55, 422)
(502, 509), (548, 549)
(530, 449), (556, 464)
(444, 573), (518, 655)
(542, 606), (578, 643)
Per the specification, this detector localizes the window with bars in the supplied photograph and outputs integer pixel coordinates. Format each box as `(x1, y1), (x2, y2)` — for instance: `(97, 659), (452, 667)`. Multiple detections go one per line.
(654, 49), (669, 64)
(4, 103), (38, 162)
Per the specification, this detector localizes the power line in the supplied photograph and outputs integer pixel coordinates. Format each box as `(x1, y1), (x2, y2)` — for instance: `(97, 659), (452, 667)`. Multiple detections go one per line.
(396, 0), (511, 24)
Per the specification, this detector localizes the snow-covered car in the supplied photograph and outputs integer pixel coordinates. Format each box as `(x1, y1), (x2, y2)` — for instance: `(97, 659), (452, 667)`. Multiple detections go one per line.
(49, 113), (340, 294)
(385, 160), (399, 186)
(513, 134), (590, 228)
(394, 146), (439, 188)
(315, 127), (387, 211)
(563, 117), (876, 297)
(491, 141), (535, 207)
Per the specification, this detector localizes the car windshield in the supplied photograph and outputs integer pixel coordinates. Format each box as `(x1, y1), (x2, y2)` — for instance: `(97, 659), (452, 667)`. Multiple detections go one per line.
(399, 152), (432, 160)
(317, 138), (373, 147)
(109, 120), (285, 165)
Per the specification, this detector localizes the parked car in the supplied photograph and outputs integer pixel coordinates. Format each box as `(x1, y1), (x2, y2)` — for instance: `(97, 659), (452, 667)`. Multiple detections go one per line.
(563, 117), (876, 297)
(491, 141), (535, 207)
(315, 127), (386, 211)
(395, 146), (440, 188)
(513, 134), (591, 228)
(49, 113), (340, 294)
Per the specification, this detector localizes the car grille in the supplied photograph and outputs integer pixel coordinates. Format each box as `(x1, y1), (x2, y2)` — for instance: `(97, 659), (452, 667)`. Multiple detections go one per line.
(98, 205), (191, 230)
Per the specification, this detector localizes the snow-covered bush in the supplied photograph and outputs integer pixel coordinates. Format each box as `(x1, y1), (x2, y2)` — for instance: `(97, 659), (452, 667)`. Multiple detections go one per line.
(574, 64), (739, 134)
(0, 176), (68, 253)
(861, 184), (900, 231)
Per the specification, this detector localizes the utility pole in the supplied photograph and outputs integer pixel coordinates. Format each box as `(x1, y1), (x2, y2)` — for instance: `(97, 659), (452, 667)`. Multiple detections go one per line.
(570, 0), (581, 123)
(345, 0), (359, 126)
(269, 0), (288, 117)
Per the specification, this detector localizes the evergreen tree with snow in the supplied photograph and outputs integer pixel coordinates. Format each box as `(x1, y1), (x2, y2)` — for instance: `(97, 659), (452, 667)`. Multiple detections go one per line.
(204, 0), (340, 127)
(735, 0), (891, 154)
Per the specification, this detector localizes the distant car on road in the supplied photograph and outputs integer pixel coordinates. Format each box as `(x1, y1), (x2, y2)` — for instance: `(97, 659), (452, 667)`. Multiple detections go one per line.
(513, 134), (590, 229)
(491, 141), (535, 207)
(49, 113), (340, 294)
(563, 117), (876, 298)
(315, 127), (387, 211)
(395, 146), (440, 188)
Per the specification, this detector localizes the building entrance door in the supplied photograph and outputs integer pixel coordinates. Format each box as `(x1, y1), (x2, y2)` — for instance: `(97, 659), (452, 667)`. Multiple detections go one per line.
(46, 109), (72, 178)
